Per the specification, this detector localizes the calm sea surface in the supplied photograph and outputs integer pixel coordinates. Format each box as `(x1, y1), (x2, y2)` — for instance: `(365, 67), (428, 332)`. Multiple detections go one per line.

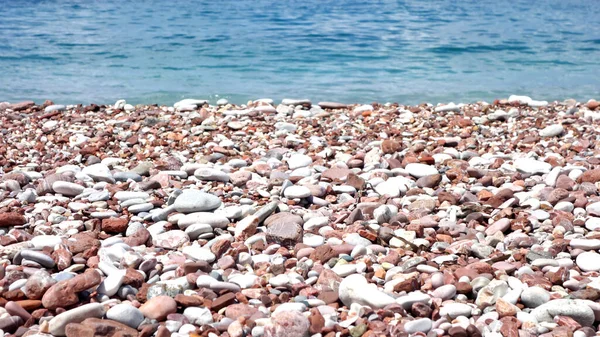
(1, 0), (599, 105)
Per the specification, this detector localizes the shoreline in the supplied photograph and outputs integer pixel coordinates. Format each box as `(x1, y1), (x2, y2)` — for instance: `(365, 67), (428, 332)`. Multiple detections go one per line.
(2, 94), (600, 112)
(0, 96), (600, 336)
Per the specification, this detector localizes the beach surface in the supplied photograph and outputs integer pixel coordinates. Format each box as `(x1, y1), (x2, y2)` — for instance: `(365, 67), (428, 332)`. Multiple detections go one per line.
(1, 97), (600, 336)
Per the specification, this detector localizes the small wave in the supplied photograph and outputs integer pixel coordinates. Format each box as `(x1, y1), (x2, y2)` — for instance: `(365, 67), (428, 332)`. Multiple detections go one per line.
(106, 54), (128, 59)
(583, 38), (600, 44)
(426, 44), (533, 55)
(0, 54), (58, 61)
(55, 42), (103, 47)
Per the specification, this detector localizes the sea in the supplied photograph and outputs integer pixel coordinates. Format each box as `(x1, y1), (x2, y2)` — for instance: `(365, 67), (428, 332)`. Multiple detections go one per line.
(1, 0), (599, 106)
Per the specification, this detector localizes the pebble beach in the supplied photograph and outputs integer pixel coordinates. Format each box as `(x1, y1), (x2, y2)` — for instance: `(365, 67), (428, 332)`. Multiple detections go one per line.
(1, 96), (600, 337)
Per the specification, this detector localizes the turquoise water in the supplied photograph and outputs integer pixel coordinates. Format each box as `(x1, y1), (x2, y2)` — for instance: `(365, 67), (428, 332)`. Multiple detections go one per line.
(1, 0), (599, 105)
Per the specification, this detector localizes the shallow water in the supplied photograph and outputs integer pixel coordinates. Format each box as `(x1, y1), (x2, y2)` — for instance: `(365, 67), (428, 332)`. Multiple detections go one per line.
(1, 0), (599, 105)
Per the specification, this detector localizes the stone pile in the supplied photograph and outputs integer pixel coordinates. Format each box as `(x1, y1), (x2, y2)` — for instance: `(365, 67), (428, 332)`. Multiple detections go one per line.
(0, 96), (599, 337)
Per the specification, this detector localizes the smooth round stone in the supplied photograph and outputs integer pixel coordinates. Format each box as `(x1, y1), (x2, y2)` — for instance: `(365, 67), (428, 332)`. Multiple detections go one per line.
(532, 299), (594, 326)
(20, 250), (55, 268)
(283, 186), (311, 199)
(531, 259), (558, 268)
(82, 163), (115, 183)
(87, 190), (110, 202)
(45, 104), (66, 113)
(140, 296), (178, 320)
(515, 158), (552, 176)
(9, 278), (28, 291)
(272, 302), (307, 314)
(570, 239), (600, 250)
(194, 168), (230, 182)
(520, 287), (550, 308)
(350, 245), (367, 258)
(344, 233), (372, 247)
(52, 181), (84, 196)
(182, 246), (216, 263)
(153, 230), (190, 249)
(289, 167), (312, 177)
(210, 281), (241, 293)
(416, 265), (438, 273)
(114, 191), (150, 201)
(404, 318), (432, 334)
(31, 235), (63, 249)
(106, 303), (144, 329)
(405, 163), (439, 178)
(585, 217), (600, 231)
(215, 206), (244, 219)
(48, 303), (106, 336)
(431, 273), (444, 288)
(178, 212), (229, 229)
(128, 202), (154, 214)
(374, 182), (400, 197)
(19, 189), (37, 203)
(287, 154), (313, 170)
(338, 274), (395, 309)
(97, 270), (126, 297)
(530, 210), (550, 221)
(183, 307), (213, 325)
(91, 210), (118, 219)
(554, 201), (574, 212)
(432, 284), (457, 300)
(269, 274), (290, 287)
(125, 222), (145, 236)
(539, 124), (564, 137)
(396, 292), (432, 310)
(185, 224), (214, 240)
(545, 166), (562, 187)
(229, 274), (258, 289)
(439, 303), (473, 318)
(332, 264), (357, 277)
(195, 275), (217, 288)
(114, 172), (143, 182)
(68, 202), (91, 212)
(302, 234), (325, 247)
(576, 251), (600, 271)
(173, 190), (222, 213)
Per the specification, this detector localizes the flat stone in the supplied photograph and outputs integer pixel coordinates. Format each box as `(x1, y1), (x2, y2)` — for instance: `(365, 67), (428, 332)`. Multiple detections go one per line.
(405, 163), (439, 178)
(532, 299), (594, 326)
(439, 302), (473, 318)
(539, 124), (564, 137)
(44, 104), (66, 113)
(194, 168), (230, 182)
(106, 303), (144, 329)
(404, 318), (432, 334)
(576, 251), (600, 272)
(152, 230), (189, 249)
(183, 307), (213, 325)
(48, 303), (106, 336)
(82, 163), (115, 183)
(114, 191), (149, 201)
(520, 287), (550, 308)
(140, 295), (178, 321)
(265, 310), (310, 337)
(287, 154), (313, 170)
(178, 212), (230, 229)
(514, 158), (551, 175)
(283, 185), (311, 198)
(20, 250), (55, 268)
(182, 246), (216, 263)
(52, 181), (84, 196)
(338, 274), (395, 309)
(570, 239), (600, 250)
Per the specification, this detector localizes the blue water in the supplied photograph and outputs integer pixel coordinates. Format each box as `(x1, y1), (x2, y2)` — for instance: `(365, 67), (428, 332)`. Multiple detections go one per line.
(1, 0), (599, 105)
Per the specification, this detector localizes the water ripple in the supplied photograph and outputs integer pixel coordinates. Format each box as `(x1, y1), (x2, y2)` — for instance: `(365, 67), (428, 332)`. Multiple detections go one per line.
(0, 0), (599, 105)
